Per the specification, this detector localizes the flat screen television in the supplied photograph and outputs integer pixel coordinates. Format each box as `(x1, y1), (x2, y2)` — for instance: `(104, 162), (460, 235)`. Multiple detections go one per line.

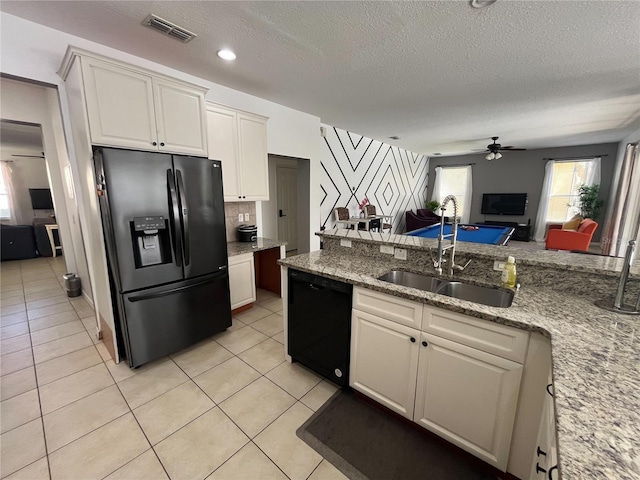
(481, 193), (527, 216)
(29, 188), (54, 210)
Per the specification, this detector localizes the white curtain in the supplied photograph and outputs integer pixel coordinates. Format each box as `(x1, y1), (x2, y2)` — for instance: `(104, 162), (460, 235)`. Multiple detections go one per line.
(601, 143), (640, 256)
(0, 161), (20, 225)
(534, 160), (555, 242)
(431, 166), (442, 204)
(462, 165), (473, 224)
(533, 157), (601, 242)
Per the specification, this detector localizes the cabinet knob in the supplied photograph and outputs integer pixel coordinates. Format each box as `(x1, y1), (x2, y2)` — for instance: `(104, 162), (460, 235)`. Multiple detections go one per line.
(152, 141), (157, 146)
(160, 142), (165, 147)
(410, 337), (416, 343)
(422, 341), (428, 347)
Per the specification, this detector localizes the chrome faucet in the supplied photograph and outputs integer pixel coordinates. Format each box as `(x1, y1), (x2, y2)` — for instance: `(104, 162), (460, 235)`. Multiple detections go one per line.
(431, 195), (471, 277)
(595, 240), (640, 315)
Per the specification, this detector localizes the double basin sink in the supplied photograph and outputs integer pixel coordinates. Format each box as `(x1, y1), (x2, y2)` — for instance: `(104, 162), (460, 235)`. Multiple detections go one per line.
(378, 270), (514, 308)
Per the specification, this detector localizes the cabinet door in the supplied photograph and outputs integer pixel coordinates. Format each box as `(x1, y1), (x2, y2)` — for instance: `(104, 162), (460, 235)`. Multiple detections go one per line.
(206, 107), (241, 201)
(237, 113), (269, 201)
(350, 309), (419, 419)
(228, 254), (256, 310)
(414, 332), (523, 471)
(153, 78), (207, 156)
(81, 57), (157, 150)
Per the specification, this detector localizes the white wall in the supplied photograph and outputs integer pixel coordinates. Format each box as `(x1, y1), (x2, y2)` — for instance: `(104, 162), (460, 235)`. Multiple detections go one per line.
(0, 78), (91, 299)
(0, 12), (323, 251)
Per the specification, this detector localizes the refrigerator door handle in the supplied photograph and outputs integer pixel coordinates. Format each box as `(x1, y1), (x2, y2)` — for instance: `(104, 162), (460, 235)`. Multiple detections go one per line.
(127, 271), (226, 302)
(167, 169), (183, 267)
(176, 169), (190, 266)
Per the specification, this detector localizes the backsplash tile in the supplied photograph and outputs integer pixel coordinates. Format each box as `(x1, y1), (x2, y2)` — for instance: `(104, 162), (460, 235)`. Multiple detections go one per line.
(225, 202), (256, 242)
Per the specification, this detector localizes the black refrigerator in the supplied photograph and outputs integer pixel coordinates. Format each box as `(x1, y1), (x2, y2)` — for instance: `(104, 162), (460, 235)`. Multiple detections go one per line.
(94, 147), (232, 368)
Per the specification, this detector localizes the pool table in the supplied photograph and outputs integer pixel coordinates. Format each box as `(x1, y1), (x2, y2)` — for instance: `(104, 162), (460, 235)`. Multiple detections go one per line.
(407, 224), (515, 245)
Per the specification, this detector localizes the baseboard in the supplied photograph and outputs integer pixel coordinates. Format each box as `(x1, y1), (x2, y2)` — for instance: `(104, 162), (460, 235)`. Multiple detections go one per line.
(82, 290), (94, 309)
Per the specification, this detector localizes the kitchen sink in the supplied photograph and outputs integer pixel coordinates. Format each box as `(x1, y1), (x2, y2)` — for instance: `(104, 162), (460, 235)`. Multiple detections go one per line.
(435, 281), (514, 308)
(377, 270), (446, 292)
(377, 270), (514, 308)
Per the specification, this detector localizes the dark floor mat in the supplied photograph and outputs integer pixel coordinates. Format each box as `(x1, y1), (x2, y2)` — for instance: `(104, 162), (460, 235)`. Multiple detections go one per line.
(297, 390), (499, 480)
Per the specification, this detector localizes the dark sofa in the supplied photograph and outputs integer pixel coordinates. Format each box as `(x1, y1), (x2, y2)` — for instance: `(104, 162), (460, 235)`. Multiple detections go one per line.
(406, 209), (444, 232)
(1, 224), (37, 261)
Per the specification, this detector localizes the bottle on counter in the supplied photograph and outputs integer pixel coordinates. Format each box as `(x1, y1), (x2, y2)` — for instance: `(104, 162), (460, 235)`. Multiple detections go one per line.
(501, 256), (517, 288)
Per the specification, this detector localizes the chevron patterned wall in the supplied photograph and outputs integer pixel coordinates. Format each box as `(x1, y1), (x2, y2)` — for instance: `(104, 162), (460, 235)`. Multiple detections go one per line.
(320, 126), (430, 233)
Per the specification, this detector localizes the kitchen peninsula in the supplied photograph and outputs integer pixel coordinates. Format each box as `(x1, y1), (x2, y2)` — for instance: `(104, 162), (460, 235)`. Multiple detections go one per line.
(279, 229), (640, 480)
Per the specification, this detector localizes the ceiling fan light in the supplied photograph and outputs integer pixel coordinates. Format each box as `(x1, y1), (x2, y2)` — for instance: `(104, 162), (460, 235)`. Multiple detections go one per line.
(486, 152), (495, 160)
(495, 152), (503, 160)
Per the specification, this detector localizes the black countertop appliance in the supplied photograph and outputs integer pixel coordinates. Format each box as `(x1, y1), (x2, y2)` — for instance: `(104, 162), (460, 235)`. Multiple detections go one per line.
(238, 224), (258, 242)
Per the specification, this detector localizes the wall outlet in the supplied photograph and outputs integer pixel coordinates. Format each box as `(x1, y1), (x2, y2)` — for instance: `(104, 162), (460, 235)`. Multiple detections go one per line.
(340, 239), (352, 248)
(238, 214), (244, 222)
(493, 260), (506, 271)
(394, 248), (407, 260)
(244, 213), (249, 221)
(380, 245), (395, 255)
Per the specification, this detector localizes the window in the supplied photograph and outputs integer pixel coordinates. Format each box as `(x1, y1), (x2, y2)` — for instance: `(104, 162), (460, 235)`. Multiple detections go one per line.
(0, 165), (9, 220)
(546, 160), (598, 222)
(431, 165), (473, 223)
(533, 157), (600, 241)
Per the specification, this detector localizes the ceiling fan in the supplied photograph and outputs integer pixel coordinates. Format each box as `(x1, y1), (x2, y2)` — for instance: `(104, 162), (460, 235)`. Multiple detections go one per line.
(474, 137), (526, 160)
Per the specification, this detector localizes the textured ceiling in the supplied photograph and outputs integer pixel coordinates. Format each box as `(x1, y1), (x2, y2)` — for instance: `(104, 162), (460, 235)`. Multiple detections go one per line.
(1, 1), (639, 155)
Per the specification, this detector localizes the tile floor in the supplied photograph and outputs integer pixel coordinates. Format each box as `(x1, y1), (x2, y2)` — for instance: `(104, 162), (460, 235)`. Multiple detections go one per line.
(0, 257), (347, 480)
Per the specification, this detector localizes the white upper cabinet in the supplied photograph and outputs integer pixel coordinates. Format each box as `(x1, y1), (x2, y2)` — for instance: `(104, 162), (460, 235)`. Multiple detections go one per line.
(153, 78), (207, 156)
(66, 50), (208, 156)
(206, 102), (269, 202)
(82, 57), (157, 151)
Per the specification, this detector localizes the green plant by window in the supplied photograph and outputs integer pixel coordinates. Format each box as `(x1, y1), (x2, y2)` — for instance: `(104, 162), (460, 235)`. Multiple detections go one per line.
(426, 200), (440, 213)
(577, 184), (604, 220)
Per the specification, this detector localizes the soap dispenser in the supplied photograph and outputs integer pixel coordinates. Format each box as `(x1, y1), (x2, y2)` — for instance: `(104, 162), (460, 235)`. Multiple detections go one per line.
(501, 256), (517, 288)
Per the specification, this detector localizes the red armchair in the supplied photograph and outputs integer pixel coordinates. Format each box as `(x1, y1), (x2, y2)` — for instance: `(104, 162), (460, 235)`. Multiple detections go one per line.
(545, 219), (598, 251)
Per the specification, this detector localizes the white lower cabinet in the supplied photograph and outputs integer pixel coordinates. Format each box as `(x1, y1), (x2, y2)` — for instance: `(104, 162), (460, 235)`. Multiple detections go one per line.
(414, 332), (523, 471)
(350, 287), (528, 472)
(228, 253), (256, 310)
(350, 309), (420, 419)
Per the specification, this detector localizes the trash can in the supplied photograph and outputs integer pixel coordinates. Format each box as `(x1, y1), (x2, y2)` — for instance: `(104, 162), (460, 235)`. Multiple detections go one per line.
(63, 273), (82, 298)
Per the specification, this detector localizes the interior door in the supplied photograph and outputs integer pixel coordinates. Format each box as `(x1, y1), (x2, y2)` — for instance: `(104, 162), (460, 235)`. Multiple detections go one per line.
(276, 165), (298, 251)
(173, 156), (228, 279)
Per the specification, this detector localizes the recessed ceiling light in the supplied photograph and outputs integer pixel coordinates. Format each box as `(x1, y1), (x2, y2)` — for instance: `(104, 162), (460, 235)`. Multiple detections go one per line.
(217, 49), (236, 61)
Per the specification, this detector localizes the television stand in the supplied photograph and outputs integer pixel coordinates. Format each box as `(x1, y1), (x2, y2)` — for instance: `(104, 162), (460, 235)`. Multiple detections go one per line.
(478, 221), (531, 242)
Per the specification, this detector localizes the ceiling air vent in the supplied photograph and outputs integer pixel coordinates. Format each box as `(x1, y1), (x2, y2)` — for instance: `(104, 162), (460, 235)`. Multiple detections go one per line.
(142, 14), (197, 43)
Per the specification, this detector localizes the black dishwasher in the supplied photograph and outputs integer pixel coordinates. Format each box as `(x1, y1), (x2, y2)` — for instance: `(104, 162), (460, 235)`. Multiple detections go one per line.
(288, 269), (353, 387)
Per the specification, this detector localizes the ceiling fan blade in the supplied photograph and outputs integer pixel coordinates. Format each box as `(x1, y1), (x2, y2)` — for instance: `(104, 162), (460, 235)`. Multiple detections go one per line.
(11, 154), (45, 158)
(471, 149), (489, 152)
(499, 147), (526, 151)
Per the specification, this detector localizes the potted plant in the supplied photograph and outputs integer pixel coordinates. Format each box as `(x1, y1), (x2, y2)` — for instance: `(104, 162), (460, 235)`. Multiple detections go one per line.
(426, 200), (440, 213)
(577, 184), (604, 220)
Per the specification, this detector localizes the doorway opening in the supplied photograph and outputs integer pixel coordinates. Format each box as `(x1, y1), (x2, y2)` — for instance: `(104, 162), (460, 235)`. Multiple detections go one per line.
(0, 120), (63, 261)
(263, 154), (311, 254)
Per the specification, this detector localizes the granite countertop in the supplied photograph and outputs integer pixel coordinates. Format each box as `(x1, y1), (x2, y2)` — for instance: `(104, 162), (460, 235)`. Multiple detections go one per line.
(278, 250), (640, 480)
(227, 237), (287, 257)
(320, 228), (640, 279)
